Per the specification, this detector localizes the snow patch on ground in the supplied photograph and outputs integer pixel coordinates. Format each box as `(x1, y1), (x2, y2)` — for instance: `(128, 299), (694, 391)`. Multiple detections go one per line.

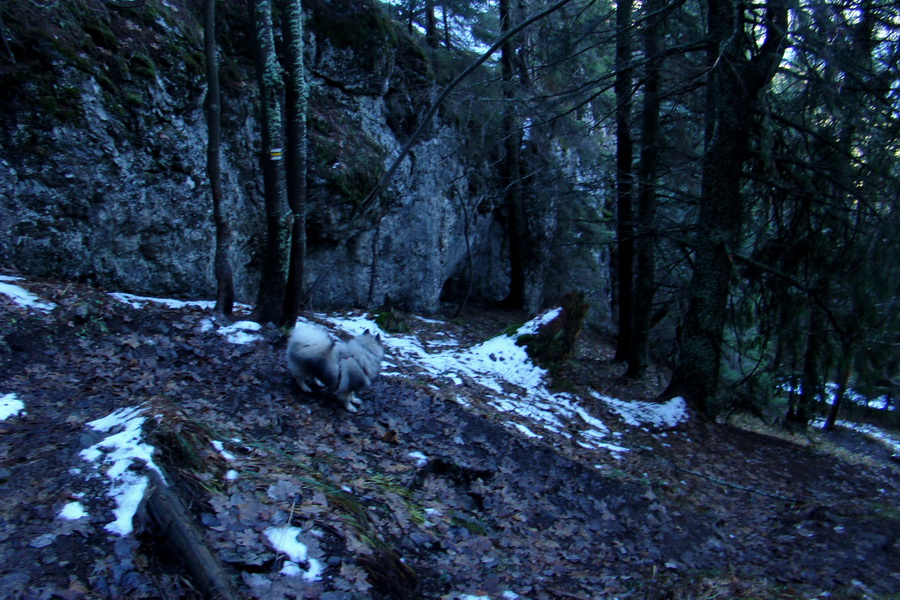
(782, 380), (896, 412)
(110, 292), (218, 311)
(78, 406), (164, 536)
(0, 393), (26, 420)
(594, 393), (689, 429)
(212, 440), (236, 461)
(408, 451), (429, 467)
(448, 592), (521, 600)
(216, 320), (262, 345)
(264, 526), (324, 581)
(812, 417), (900, 455)
(317, 309), (680, 454)
(58, 501), (88, 521)
(508, 422), (542, 439)
(0, 275), (55, 312)
(112, 293), (261, 344)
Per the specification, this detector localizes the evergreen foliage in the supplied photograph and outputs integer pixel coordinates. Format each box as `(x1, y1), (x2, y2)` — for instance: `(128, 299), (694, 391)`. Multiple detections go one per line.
(406, 0), (897, 424)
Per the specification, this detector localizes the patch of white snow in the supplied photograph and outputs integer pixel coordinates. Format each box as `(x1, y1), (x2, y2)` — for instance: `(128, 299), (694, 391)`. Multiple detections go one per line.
(811, 417), (900, 455)
(0, 276), (55, 312)
(319, 311), (622, 442)
(0, 393), (25, 420)
(110, 292), (216, 310)
(212, 440), (236, 461)
(218, 320), (262, 345)
(408, 451), (429, 467)
(79, 406), (164, 536)
(594, 393), (689, 428)
(264, 525), (323, 581)
(59, 501), (88, 520)
(508, 422), (542, 439)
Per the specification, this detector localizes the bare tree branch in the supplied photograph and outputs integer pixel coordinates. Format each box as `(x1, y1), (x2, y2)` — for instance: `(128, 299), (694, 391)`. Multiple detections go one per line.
(358, 0), (578, 215)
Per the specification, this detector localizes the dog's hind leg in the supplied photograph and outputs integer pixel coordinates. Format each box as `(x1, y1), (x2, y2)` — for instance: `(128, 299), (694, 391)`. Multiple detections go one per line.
(337, 391), (358, 412)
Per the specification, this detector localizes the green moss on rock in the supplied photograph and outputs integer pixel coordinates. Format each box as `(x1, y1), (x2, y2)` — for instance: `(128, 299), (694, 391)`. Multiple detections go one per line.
(517, 291), (589, 373)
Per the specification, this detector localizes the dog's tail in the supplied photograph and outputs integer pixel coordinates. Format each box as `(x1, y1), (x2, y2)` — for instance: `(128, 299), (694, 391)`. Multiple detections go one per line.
(286, 321), (339, 388)
(288, 321), (332, 350)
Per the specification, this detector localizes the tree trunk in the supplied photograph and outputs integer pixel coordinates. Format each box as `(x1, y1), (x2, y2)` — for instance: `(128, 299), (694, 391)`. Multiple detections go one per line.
(499, 0), (526, 310)
(613, 0), (635, 364)
(203, 0), (234, 318)
(790, 293), (827, 426)
(425, 0), (438, 48)
(824, 354), (851, 431)
(280, 0), (309, 326)
(250, 0), (288, 324)
(0, 12), (15, 63)
(441, 1), (451, 49)
(452, 185), (476, 319)
(791, 313), (822, 425)
(664, 0), (787, 416)
(627, 0), (663, 379)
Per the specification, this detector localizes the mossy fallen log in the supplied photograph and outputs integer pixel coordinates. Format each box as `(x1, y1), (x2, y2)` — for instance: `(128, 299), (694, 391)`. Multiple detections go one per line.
(142, 468), (242, 600)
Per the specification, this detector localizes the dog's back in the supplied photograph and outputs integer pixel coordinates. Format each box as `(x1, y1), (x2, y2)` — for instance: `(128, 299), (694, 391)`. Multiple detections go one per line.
(340, 333), (384, 378)
(332, 332), (384, 411)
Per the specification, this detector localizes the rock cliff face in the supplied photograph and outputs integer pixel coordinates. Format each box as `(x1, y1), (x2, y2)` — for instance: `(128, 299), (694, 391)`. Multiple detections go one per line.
(0, 0), (262, 301)
(0, 0), (611, 320)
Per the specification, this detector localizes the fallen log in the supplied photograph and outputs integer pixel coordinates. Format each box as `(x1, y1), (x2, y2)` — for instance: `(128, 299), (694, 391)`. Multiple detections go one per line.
(142, 467), (242, 600)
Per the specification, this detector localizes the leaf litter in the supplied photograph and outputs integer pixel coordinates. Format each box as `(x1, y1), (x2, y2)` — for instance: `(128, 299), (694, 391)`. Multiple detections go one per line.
(0, 275), (898, 599)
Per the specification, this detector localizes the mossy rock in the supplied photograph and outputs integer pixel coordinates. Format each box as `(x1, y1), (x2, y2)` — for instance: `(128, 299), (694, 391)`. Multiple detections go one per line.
(82, 21), (118, 51)
(129, 53), (157, 80)
(372, 296), (408, 333)
(309, 97), (387, 206)
(33, 86), (83, 123)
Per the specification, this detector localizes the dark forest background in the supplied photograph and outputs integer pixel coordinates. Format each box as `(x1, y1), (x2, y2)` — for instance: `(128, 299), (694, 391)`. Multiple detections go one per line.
(0, 0), (898, 426)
